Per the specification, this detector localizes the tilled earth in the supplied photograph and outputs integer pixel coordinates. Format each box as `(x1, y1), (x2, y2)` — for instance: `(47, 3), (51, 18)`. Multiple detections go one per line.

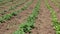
(0, 0), (60, 34)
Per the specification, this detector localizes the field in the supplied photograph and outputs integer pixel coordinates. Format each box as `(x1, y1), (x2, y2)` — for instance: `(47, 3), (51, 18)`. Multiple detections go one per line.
(0, 0), (60, 34)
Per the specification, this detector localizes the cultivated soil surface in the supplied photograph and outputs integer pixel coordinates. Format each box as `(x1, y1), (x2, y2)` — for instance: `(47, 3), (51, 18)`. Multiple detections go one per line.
(0, 0), (60, 34)
(0, 0), (38, 34)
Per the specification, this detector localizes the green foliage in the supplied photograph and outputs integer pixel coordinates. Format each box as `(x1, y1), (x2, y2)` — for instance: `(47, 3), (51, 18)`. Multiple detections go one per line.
(0, 17), (4, 23)
(2, 14), (12, 20)
(21, 6), (27, 10)
(11, 12), (18, 16)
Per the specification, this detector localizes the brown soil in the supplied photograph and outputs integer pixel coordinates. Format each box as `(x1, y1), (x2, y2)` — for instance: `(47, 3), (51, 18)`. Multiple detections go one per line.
(0, 0), (38, 34)
(48, 0), (60, 22)
(30, 0), (55, 34)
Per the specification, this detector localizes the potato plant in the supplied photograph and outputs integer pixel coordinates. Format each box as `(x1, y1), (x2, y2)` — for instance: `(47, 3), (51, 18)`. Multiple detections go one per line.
(45, 0), (60, 34)
(13, 0), (40, 34)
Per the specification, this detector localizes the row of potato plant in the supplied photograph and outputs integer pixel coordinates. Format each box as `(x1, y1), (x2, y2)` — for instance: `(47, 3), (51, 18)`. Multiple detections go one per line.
(45, 0), (60, 34)
(13, 0), (40, 34)
(0, 0), (27, 15)
(51, 0), (60, 8)
(9, 0), (27, 10)
(0, 0), (11, 3)
(0, 0), (34, 23)
(0, 0), (13, 5)
(0, 0), (18, 6)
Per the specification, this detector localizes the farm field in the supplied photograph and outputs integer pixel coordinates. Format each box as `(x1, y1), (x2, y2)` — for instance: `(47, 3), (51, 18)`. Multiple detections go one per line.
(0, 0), (60, 34)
